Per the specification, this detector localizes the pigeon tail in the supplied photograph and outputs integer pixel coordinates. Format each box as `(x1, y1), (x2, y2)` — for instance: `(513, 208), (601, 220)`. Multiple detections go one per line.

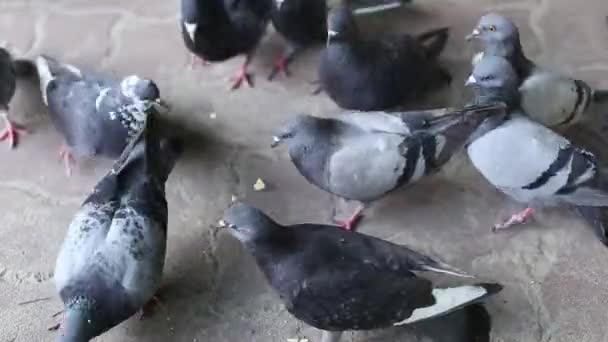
(576, 206), (608, 247)
(592, 89), (608, 103)
(13, 59), (37, 78)
(416, 27), (450, 60)
(393, 283), (503, 325)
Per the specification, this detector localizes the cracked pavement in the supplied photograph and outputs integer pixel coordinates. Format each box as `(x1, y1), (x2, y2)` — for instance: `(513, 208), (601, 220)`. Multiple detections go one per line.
(1, 0), (608, 341)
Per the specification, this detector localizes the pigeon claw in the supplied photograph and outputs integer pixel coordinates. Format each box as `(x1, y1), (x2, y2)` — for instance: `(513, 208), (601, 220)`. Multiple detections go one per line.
(189, 54), (210, 69)
(334, 206), (365, 231)
(229, 65), (254, 91)
(58, 145), (76, 177)
(493, 207), (535, 232)
(268, 56), (291, 81)
(0, 119), (27, 149)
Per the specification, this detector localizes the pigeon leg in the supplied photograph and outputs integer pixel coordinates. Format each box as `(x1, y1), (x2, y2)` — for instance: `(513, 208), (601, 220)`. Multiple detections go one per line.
(493, 207), (535, 232)
(58, 144), (76, 177)
(334, 204), (365, 231)
(229, 54), (254, 91)
(268, 45), (299, 81)
(0, 109), (27, 149)
(321, 331), (343, 342)
(189, 54), (210, 69)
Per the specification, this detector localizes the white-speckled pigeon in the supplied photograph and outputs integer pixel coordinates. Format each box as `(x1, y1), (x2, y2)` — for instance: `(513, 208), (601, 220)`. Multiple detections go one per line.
(53, 113), (182, 341)
(180, 0), (272, 90)
(466, 56), (608, 244)
(0, 48), (36, 149)
(271, 102), (506, 230)
(33, 55), (169, 176)
(221, 202), (503, 342)
(466, 13), (608, 128)
(318, 4), (451, 110)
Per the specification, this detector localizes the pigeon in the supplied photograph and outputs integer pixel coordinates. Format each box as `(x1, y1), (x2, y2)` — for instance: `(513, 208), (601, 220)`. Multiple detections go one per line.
(466, 13), (608, 128)
(180, 0), (272, 90)
(221, 202), (503, 342)
(465, 55), (608, 243)
(33, 55), (169, 176)
(318, 4), (451, 111)
(0, 48), (36, 149)
(271, 102), (506, 230)
(268, 0), (412, 81)
(53, 113), (182, 341)
(268, 0), (327, 80)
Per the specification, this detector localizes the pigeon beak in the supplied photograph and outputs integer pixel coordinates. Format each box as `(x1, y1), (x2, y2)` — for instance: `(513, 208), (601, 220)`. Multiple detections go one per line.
(271, 136), (282, 148)
(464, 75), (477, 87)
(465, 28), (481, 41)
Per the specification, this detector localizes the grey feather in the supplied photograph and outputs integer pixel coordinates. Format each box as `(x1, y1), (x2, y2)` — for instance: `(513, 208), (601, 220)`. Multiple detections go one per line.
(273, 103), (506, 202)
(34, 55), (167, 159)
(54, 114), (181, 341)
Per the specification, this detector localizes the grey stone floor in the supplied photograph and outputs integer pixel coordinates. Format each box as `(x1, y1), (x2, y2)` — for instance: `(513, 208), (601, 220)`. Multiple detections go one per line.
(1, 0), (608, 341)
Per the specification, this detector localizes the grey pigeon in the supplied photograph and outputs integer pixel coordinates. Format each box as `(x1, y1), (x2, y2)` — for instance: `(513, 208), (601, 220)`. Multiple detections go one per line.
(0, 48), (36, 148)
(466, 13), (608, 128)
(221, 202), (503, 342)
(53, 113), (182, 341)
(466, 55), (608, 244)
(180, 0), (272, 90)
(271, 102), (506, 230)
(318, 4), (451, 110)
(34, 55), (169, 176)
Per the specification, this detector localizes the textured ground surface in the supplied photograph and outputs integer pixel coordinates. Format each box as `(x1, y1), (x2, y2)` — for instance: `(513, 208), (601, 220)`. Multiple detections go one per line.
(1, 0), (608, 341)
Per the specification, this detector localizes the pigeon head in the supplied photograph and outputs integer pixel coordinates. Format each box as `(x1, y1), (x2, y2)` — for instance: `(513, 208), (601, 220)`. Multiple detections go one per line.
(120, 75), (160, 101)
(271, 114), (325, 148)
(465, 56), (519, 105)
(221, 202), (279, 243)
(327, 6), (359, 44)
(57, 297), (107, 342)
(466, 13), (519, 44)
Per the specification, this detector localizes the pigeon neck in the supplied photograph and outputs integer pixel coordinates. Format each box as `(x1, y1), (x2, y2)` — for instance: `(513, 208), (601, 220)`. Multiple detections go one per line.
(484, 38), (528, 72)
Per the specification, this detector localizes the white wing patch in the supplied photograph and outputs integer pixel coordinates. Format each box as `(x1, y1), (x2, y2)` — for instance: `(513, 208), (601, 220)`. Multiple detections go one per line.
(394, 285), (487, 325)
(410, 148), (426, 183)
(34, 56), (55, 106)
(184, 22), (197, 43)
(95, 87), (112, 111)
(434, 134), (446, 160)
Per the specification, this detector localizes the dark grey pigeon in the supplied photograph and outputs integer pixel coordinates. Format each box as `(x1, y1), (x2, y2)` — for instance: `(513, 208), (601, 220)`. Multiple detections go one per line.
(268, 0), (411, 81)
(466, 55), (608, 245)
(318, 4), (451, 111)
(0, 47), (36, 149)
(466, 13), (608, 128)
(268, 0), (328, 80)
(180, 0), (272, 90)
(221, 203), (503, 342)
(271, 102), (506, 230)
(53, 113), (182, 342)
(33, 55), (169, 176)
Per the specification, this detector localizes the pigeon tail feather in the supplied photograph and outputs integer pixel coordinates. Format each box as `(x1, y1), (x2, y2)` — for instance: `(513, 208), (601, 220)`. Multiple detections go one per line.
(576, 206), (608, 247)
(393, 283), (503, 325)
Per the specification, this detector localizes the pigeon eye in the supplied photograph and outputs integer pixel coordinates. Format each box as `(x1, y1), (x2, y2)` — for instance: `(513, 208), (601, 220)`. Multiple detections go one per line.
(481, 76), (493, 81)
(488, 25), (497, 32)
